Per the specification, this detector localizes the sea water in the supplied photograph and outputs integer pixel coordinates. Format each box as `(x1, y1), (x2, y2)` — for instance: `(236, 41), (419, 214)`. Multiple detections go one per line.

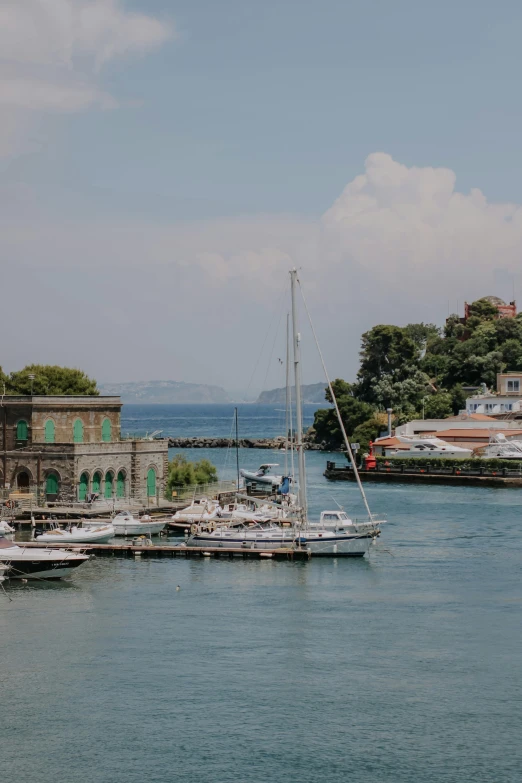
(1, 405), (521, 782)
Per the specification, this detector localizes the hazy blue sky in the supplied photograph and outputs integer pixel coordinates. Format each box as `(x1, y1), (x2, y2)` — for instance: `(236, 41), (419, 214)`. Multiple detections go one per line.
(2, 1), (522, 393)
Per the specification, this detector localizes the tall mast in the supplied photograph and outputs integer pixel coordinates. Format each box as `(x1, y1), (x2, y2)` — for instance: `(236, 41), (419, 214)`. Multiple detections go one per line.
(284, 313), (290, 476)
(235, 407), (240, 491)
(290, 269), (307, 518)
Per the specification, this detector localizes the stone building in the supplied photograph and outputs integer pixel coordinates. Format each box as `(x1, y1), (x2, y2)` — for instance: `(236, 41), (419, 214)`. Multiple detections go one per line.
(0, 396), (168, 504)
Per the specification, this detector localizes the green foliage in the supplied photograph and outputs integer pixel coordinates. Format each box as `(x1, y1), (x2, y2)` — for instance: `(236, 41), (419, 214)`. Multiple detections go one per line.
(6, 365), (98, 395)
(166, 454), (218, 495)
(351, 417), (384, 454)
(375, 455), (522, 471)
(313, 390), (375, 450)
(310, 296), (522, 446)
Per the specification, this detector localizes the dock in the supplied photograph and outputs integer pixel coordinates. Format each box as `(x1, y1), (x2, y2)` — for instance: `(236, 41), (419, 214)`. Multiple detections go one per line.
(324, 461), (522, 487)
(19, 541), (311, 561)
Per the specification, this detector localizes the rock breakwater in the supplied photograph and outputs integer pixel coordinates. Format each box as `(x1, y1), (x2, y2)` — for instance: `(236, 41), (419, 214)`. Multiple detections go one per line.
(168, 436), (325, 450)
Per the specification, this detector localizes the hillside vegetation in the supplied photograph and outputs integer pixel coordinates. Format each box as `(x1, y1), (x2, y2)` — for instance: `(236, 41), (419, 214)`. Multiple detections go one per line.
(312, 298), (522, 451)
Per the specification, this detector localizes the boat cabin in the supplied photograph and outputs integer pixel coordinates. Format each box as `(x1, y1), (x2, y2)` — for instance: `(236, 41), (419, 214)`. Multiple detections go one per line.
(318, 511), (353, 529)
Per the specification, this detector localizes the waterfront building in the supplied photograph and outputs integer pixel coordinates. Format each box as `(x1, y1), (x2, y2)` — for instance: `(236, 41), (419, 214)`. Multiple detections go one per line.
(0, 396), (168, 504)
(465, 372), (522, 417)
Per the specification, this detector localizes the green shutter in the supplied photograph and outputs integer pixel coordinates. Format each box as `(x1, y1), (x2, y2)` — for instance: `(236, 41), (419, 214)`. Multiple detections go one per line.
(104, 471), (114, 499)
(92, 472), (101, 494)
(44, 420), (55, 443)
(102, 419), (111, 442)
(46, 473), (59, 496)
(73, 419), (84, 443)
(117, 471), (125, 498)
(17, 420), (28, 440)
(79, 472), (88, 501)
(147, 468), (156, 497)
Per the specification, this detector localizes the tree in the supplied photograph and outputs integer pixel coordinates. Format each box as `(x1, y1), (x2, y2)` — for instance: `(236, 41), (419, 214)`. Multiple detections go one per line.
(7, 365), (98, 395)
(313, 394), (375, 450)
(355, 325), (419, 404)
(423, 392), (453, 419)
(166, 454), (218, 496)
(351, 416), (385, 455)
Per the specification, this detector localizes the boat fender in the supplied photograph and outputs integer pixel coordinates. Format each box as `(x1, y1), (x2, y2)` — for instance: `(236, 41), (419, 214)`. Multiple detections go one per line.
(190, 523), (197, 535)
(208, 521), (215, 532)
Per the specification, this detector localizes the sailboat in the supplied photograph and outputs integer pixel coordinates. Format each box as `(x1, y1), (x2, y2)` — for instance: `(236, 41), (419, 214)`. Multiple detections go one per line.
(187, 270), (384, 556)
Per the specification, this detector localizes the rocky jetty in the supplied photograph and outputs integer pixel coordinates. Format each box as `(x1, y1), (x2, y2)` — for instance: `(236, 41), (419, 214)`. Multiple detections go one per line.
(168, 436), (326, 450)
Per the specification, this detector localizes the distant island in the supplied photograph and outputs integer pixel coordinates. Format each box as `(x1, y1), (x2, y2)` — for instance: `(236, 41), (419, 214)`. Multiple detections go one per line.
(256, 382), (326, 404)
(99, 380), (231, 404)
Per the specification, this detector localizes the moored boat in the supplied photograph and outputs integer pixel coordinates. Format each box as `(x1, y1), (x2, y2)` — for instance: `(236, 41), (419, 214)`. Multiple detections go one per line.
(110, 511), (166, 536)
(0, 536), (90, 579)
(36, 522), (115, 544)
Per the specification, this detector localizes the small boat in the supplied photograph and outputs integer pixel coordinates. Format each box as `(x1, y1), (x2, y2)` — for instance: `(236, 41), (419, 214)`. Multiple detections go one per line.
(386, 435), (473, 458)
(170, 499), (220, 525)
(479, 432), (522, 459)
(36, 522), (115, 544)
(0, 520), (15, 534)
(111, 511), (166, 536)
(240, 464), (283, 488)
(0, 536), (90, 579)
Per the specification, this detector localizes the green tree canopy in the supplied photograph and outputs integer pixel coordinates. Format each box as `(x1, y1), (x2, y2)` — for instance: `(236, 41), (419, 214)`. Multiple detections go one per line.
(6, 365), (98, 395)
(166, 454), (218, 495)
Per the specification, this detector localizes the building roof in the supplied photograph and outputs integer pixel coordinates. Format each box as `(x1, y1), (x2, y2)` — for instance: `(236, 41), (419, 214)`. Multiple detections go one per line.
(435, 428), (522, 440)
(445, 413), (497, 422)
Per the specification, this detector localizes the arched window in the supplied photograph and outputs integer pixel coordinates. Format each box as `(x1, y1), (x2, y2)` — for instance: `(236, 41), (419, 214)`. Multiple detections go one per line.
(147, 468), (156, 497)
(44, 419), (55, 443)
(73, 419), (84, 443)
(102, 418), (112, 443)
(16, 420), (28, 441)
(46, 473), (59, 497)
(92, 471), (102, 494)
(78, 472), (89, 501)
(117, 470), (126, 498)
(104, 471), (114, 499)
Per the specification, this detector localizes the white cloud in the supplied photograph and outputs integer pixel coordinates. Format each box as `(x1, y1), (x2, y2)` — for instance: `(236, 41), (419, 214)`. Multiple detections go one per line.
(0, 0), (173, 155)
(2, 153), (522, 386)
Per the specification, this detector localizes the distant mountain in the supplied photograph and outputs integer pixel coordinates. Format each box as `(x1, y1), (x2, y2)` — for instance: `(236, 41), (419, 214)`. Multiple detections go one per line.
(99, 380), (231, 404)
(256, 383), (327, 405)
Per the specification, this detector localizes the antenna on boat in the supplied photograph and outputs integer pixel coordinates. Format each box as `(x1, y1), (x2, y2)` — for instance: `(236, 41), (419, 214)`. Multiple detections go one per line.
(285, 313), (290, 477)
(298, 276), (374, 521)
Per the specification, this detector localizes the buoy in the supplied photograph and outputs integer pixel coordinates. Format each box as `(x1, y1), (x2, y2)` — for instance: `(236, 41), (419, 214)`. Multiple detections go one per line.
(21, 578), (28, 583)
(176, 585), (181, 591)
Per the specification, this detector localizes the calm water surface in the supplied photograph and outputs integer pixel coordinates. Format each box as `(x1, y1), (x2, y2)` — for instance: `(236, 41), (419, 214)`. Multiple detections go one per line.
(2, 406), (521, 782)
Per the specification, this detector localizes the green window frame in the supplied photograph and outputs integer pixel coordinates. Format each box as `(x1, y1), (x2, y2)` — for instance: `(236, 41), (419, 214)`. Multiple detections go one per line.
(16, 420), (28, 441)
(104, 471), (114, 499)
(44, 419), (55, 443)
(73, 419), (84, 443)
(117, 471), (125, 498)
(46, 473), (59, 496)
(147, 468), (156, 497)
(102, 418), (112, 443)
(79, 472), (89, 501)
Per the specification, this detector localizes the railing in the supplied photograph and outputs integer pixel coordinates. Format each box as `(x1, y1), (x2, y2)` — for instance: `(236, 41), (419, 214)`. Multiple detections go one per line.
(168, 480), (239, 502)
(325, 461), (522, 478)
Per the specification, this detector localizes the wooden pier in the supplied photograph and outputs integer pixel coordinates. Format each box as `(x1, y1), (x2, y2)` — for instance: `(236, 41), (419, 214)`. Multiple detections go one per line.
(19, 541), (311, 561)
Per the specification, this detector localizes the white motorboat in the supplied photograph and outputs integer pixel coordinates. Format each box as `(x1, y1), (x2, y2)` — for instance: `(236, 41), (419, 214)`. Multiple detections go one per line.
(170, 499), (220, 524)
(0, 520), (15, 534)
(0, 536), (90, 579)
(240, 464), (284, 488)
(36, 522), (115, 544)
(479, 432), (522, 459)
(387, 435), (473, 458)
(110, 511), (166, 536)
(187, 270), (384, 557)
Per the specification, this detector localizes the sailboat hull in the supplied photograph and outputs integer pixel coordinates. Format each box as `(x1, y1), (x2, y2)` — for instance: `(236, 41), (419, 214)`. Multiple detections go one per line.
(187, 530), (372, 556)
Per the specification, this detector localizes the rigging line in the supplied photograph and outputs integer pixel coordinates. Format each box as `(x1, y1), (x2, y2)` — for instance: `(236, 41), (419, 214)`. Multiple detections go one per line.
(242, 286), (288, 402)
(297, 278), (374, 521)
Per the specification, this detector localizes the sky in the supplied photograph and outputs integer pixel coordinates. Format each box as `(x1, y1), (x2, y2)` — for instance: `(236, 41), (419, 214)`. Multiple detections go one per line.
(2, 0), (522, 395)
